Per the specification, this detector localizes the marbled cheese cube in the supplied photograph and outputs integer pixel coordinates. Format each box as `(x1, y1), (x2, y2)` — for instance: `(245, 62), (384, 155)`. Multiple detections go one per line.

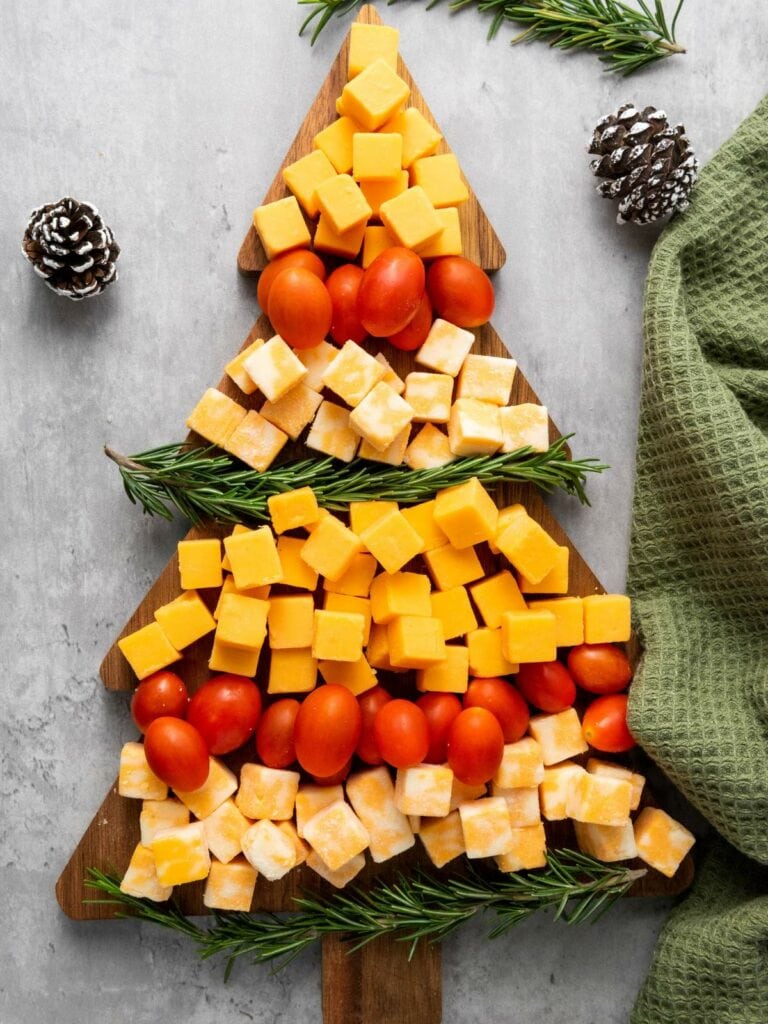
(282, 148), (337, 218)
(518, 545), (569, 595)
(276, 536), (320, 591)
(322, 341), (386, 407)
(495, 824), (547, 872)
(314, 215), (367, 260)
(203, 856), (257, 911)
(423, 543), (484, 591)
(252, 196), (311, 260)
(387, 615), (446, 669)
(295, 784), (345, 838)
(276, 820), (310, 866)
(216, 593), (269, 650)
(401, 500), (449, 552)
(235, 764), (300, 821)
(202, 798), (252, 864)
(153, 590), (216, 651)
(318, 655), (378, 696)
(302, 799), (370, 871)
(501, 608), (557, 664)
(139, 798), (190, 846)
(496, 513), (561, 586)
(313, 116), (359, 175)
(151, 821), (211, 886)
(529, 709), (588, 766)
(404, 423), (455, 470)
(225, 337), (264, 395)
(312, 609), (365, 662)
(491, 784), (542, 827)
(499, 403), (549, 453)
(434, 476), (498, 549)
(574, 821), (637, 863)
(350, 382), (414, 451)
(470, 570), (527, 629)
(418, 809), (465, 868)
(587, 758), (645, 811)
(404, 372), (453, 424)
(394, 763), (453, 818)
(527, 597), (584, 648)
(347, 766), (415, 863)
(493, 738), (545, 790)
(539, 761), (587, 821)
(348, 22), (399, 78)
(449, 776), (487, 811)
(353, 132), (402, 181)
(306, 850), (366, 889)
(417, 319), (475, 377)
(119, 741), (168, 800)
(268, 648), (318, 694)
(176, 757), (238, 819)
(381, 107), (441, 168)
(456, 354), (517, 406)
(117, 623), (181, 682)
(359, 509), (424, 574)
(582, 594), (632, 644)
(186, 388), (247, 447)
(297, 340), (339, 392)
(459, 797), (514, 859)
(306, 400), (360, 462)
(120, 843), (173, 902)
(241, 820), (296, 881)
(358, 425), (410, 466)
(324, 552), (378, 598)
(567, 773), (633, 827)
(448, 398), (503, 456)
(373, 352), (405, 395)
(633, 807), (695, 878)
(341, 57), (410, 131)
(208, 638), (261, 677)
(410, 153), (468, 208)
(466, 627), (518, 678)
(429, 586), (477, 640)
(224, 526), (284, 590)
(369, 570), (432, 624)
(268, 594), (315, 649)
(260, 383), (323, 441)
(415, 207), (462, 259)
(242, 335), (307, 403)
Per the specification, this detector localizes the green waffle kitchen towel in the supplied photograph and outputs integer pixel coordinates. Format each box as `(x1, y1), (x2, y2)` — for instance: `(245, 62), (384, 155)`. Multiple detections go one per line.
(627, 97), (768, 1023)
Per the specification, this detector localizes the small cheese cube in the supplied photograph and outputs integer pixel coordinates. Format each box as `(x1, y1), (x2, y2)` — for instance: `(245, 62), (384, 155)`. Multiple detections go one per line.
(466, 627), (518, 678)
(501, 608), (557, 664)
(496, 513), (561, 585)
(380, 185), (441, 250)
(417, 319), (475, 377)
(178, 538), (223, 590)
(268, 594), (315, 649)
(276, 820), (310, 866)
(276, 536), (320, 590)
(295, 784), (345, 838)
(208, 639), (262, 677)
(268, 648), (318, 694)
(303, 799), (370, 871)
(221, 524), (251, 572)
(251, 195), (311, 260)
(140, 798), (190, 846)
(226, 408), (290, 472)
(499, 403), (550, 453)
(202, 799), (252, 864)
(120, 843), (173, 902)
(151, 822), (211, 886)
(361, 178), (408, 222)
(493, 738), (545, 789)
(448, 398), (503, 456)
(387, 615), (446, 669)
(582, 594), (632, 643)
(282, 148), (338, 218)
(381, 106), (441, 167)
(305, 400), (360, 462)
(449, 776), (487, 810)
(306, 850), (366, 888)
(340, 58), (410, 131)
(369, 570), (432, 624)
(315, 174), (372, 234)
(358, 425), (410, 466)
(324, 552), (378, 597)
(313, 116), (360, 174)
(404, 423), (455, 470)
(314, 213), (368, 260)
(401, 500), (449, 551)
(519, 546), (569, 594)
(529, 709), (588, 766)
(469, 571), (527, 629)
(574, 821), (637, 863)
(241, 820), (296, 881)
(410, 153), (469, 208)
(373, 351), (405, 395)
(459, 797), (514, 859)
(360, 509), (424, 574)
(224, 526), (283, 590)
(495, 824), (547, 872)
(429, 586), (477, 640)
(394, 764), (453, 817)
(527, 596), (584, 648)
(488, 504), (527, 556)
(117, 623), (181, 681)
(457, 354), (517, 406)
(322, 341), (386, 407)
(216, 593), (269, 650)
(348, 22), (399, 78)
(423, 543), (484, 591)
(153, 590), (216, 651)
(633, 807), (695, 878)
(418, 809), (465, 868)
(366, 623), (400, 671)
(350, 500), (399, 537)
(347, 766), (415, 863)
(236, 764), (300, 821)
(539, 762), (587, 820)
(175, 757), (238, 818)
(203, 856), (257, 911)
(350, 382), (414, 451)
(260, 383), (323, 441)
(226, 337), (264, 395)
(242, 335), (307, 403)
(434, 477), (498, 549)
(566, 773), (633, 827)
(324, 593), (372, 645)
(415, 206), (463, 259)
(353, 133), (402, 181)
(587, 758), (645, 811)
(118, 742), (168, 800)
(296, 340), (339, 391)
(491, 784), (542, 827)
(186, 388), (247, 447)
(404, 372), (453, 424)
(312, 609), (366, 662)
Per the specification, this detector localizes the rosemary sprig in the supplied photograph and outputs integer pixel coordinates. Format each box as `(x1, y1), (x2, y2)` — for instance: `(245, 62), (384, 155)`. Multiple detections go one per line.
(85, 851), (645, 976)
(298, 0), (686, 75)
(105, 434), (607, 526)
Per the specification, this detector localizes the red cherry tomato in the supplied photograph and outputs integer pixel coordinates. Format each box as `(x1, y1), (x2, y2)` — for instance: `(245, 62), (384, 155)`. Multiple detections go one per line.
(373, 699), (429, 768)
(294, 684), (362, 778)
(416, 692), (462, 763)
(387, 291), (432, 351)
(446, 707), (504, 786)
(516, 662), (577, 713)
(131, 671), (189, 733)
(463, 677), (529, 742)
(356, 247), (425, 337)
(326, 264), (367, 345)
(311, 758), (353, 786)
(144, 717), (209, 792)
(582, 694), (635, 753)
(187, 675), (262, 755)
(257, 250), (326, 312)
(356, 686), (393, 765)
(267, 267), (333, 349)
(567, 644), (633, 694)
(426, 256), (495, 328)
(255, 698), (300, 768)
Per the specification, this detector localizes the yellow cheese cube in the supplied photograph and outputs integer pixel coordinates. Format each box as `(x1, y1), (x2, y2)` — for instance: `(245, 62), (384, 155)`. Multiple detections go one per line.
(178, 538), (223, 590)
(380, 185), (441, 250)
(324, 552), (378, 597)
(457, 354), (517, 406)
(203, 856), (257, 912)
(488, 503), (527, 555)
(296, 339), (339, 391)
(529, 708), (588, 766)
(495, 824), (547, 871)
(201, 798), (252, 864)
(139, 798), (190, 846)
(499, 403), (550, 453)
(566, 773), (633, 827)
(324, 593), (372, 645)
(381, 106), (441, 167)
(313, 116), (360, 174)
(582, 594), (632, 643)
(315, 173), (372, 234)
(429, 586), (477, 640)
(374, 351), (405, 395)
(448, 398), (503, 456)
(282, 148), (338, 218)
(434, 477), (498, 549)
(415, 643), (468, 692)
(424, 542), (484, 591)
(314, 213), (367, 259)
(501, 608), (557, 664)
(404, 423), (455, 470)
(539, 761), (587, 820)
(121, 843), (173, 902)
(175, 757), (238, 818)
(118, 741), (168, 800)
(417, 319), (475, 375)
(241, 820), (296, 881)
(353, 133), (402, 181)
(225, 408), (290, 473)
(367, 625), (399, 670)
(186, 387), (247, 447)
(459, 796), (514, 859)
(418, 809), (465, 868)
(252, 196), (311, 260)
(312, 609), (365, 662)
(341, 58), (410, 131)
(466, 627), (518, 678)
(301, 514), (364, 581)
(449, 776), (487, 811)
(493, 738), (545, 789)
(305, 399), (360, 461)
(216, 593), (269, 650)
(276, 820), (310, 866)
(221, 524), (249, 573)
(236, 763), (300, 821)
(491, 784), (542, 827)
(268, 487), (320, 535)
(387, 615), (446, 669)
(496, 513), (561, 585)
(358, 425), (410, 466)
(348, 22), (399, 78)
(361, 176), (408, 221)
(404, 372), (453, 424)
(268, 594), (315, 649)
(350, 500), (399, 537)
(225, 337), (264, 395)
(117, 623), (181, 681)
(394, 763), (453, 817)
(322, 340), (386, 407)
(347, 766), (415, 863)
(410, 153), (469, 208)
(350, 382), (414, 452)
(302, 798), (370, 871)
(415, 206), (463, 259)
(587, 758), (645, 811)
(528, 596), (584, 648)
(469, 571), (527, 629)
(295, 783), (345, 838)
(151, 822), (211, 886)
(401, 500), (449, 551)
(519, 545), (569, 594)
(306, 849), (366, 888)
(574, 820), (637, 863)
(359, 508), (424, 574)
(153, 590), (216, 651)
(260, 383), (324, 441)
(208, 638), (262, 677)
(224, 526), (283, 589)
(268, 647), (318, 694)
(633, 807), (695, 878)
(369, 570), (432, 624)
(318, 655), (378, 698)
(242, 335), (307, 403)
(276, 536), (319, 590)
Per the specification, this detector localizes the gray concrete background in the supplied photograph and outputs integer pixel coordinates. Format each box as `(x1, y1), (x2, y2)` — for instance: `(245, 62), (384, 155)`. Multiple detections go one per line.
(1, 2), (764, 1021)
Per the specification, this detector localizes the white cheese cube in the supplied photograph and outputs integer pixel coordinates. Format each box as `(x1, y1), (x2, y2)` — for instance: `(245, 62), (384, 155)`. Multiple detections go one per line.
(416, 319), (475, 376)
(458, 796), (514, 859)
(275, 820), (310, 866)
(633, 807), (695, 878)
(448, 775), (486, 811)
(235, 764), (301, 821)
(349, 382), (414, 451)
(448, 398), (503, 456)
(201, 798), (252, 864)
(306, 849), (366, 889)
(358, 425), (411, 466)
(242, 334), (307, 402)
(295, 784), (345, 838)
(139, 798), (189, 845)
(404, 423), (455, 470)
(120, 843), (173, 902)
(203, 856), (257, 911)
(539, 761), (587, 821)
(528, 708), (588, 765)
(418, 809), (466, 868)
(457, 354), (517, 406)
(574, 821), (638, 863)
(150, 821), (211, 886)
(587, 758), (645, 811)
(305, 400), (360, 462)
(346, 766), (415, 863)
(175, 757), (238, 819)
(297, 340), (339, 391)
(118, 741), (168, 801)
(493, 738), (545, 789)
(394, 764), (453, 818)
(566, 772), (633, 827)
(404, 372), (453, 423)
(374, 352), (405, 395)
(499, 403), (549, 453)
(241, 819), (296, 881)
(302, 799), (370, 871)
(322, 340), (386, 406)
(495, 824), (547, 871)
(491, 784), (541, 827)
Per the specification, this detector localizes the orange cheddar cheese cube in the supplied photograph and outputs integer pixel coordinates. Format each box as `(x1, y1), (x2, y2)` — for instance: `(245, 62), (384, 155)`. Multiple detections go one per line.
(448, 398), (503, 456)
(424, 543), (484, 591)
(380, 185), (441, 250)
(361, 175), (408, 221)
(491, 784), (542, 827)
(208, 638), (261, 677)
(119, 741), (168, 801)
(359, 508), (424, 574)
(495, 824), (547, 871)
(346, 766), (415, 863)
(381, 106), (441, 167)
(313, 116), (360, 175)
(225, 337), (264, 395)
(315, 173), (372, 234)
(362, 224), (397, 269)
(303, 799), (370, 871)
(282, 148), (337, 218)
(501, 608), (557, 664)
(404, 423), (455, 470)
(236, 764), (300, 821)
(120, 843), (172, 902)
(276, 536), (319, 590)
(260, 382), (323, 441)
(350, 382), (414, 451)
(318, 655), (378, 696)
(416, 644), (470, 693)
(203, 856), (257, 912)
(323, 593), (371, 645)
(459, 797), (514, 859)
(369, 570), (432, 624)
(434, 476), (499, 549)
(312, 609), (366, 662)
(496, 513), (561, 585)
(348, 22), (399, 78)
(314, 213), (368, 260)
(297, 339), (338, 391)
(295, 784), (345, 838)
(178, 538), (223, 590)
(215, 593), (269, 650)
(241, 820), (296, 881)
(224, 409), (289, 472)
(268, 486), (320, 534)
(633, 807), (695, 878)
(499, 403), (550, 453)
(268, 648), (318, 694)
(456, 354), (517, 406)
(527, 596), (584, 648)
(404, 372), (453, 424)
(151, 822), (211, 886)
(175, 757), (238, 819)
(221, 524), (251, 574)
(322, 341), (386, 407)
(340, 57), (410, 131)
(582, 594), (632, 643)
(201, 799), (252, 864)
(224, 526), (283, 590)
(268, 594), (315, 649)
(186, 387), (247, 447)
(401, 500), (449, 551)
(252, 195), (311, 260)
(301, 513), (364, 581)
(366, 625), (398, 671)
(324, 552), (378, 598)
(387, 615), (446, 669)
(539, 761), (587, 821)
(529, 709), (589, 766)
(305, 400), (360, 461)
(307, 849), (366, 888)
(429, 585), (477, 641)
(410, 152), (468, 208)
(242, 335), (307, 403)
(470, 570), (527, 629)
(394, 763), (453, 818)
(153, 590), (216, 651)
(350, 500), (399, 537)
(488, 503), (527, 556)
(466, 627), (518, 678)
(418, 809), (465, 868)
(519, 545), (569, 594)
(417, 319), (475, 377)
(587, 758), (645, 811)
(574, 820), (637, 863)
(566, 772), (633, 827)
(493, 738), (545, 789)
(415, 206), (463, 259)
(139, 798), (190, 846)
(117, 623), (181, 681)
(353, 132), (402, 181)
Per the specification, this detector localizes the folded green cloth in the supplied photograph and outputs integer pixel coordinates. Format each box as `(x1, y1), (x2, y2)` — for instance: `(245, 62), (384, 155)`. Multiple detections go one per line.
(627, 97), (768, 1022)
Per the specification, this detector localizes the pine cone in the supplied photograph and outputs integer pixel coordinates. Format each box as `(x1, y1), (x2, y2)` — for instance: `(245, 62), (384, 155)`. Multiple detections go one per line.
(22, 197), (120, 299)
(588, 104), (698, 225)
